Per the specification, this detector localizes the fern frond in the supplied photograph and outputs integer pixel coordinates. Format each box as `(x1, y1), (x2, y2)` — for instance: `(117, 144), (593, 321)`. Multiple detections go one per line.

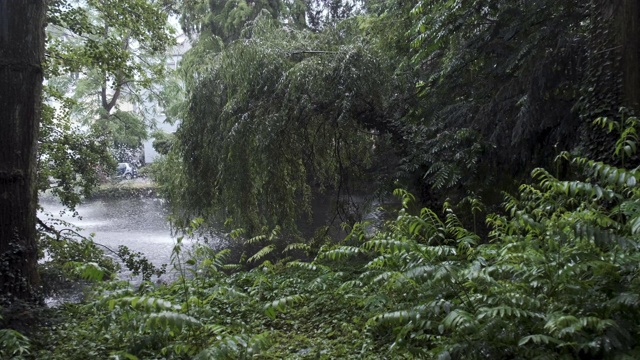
(208, 285), (248, 300)
(571, 159), (639, 189)
(222, 263), (242, 271)
(403, 265), (436, 280)
(534, 168), (620, 200)
(64, 261), (108, 281)
(213, 248), (232, 268)
(247, 244), (275, 263)
(393, 188), (416, 208)
(367, 309), (423, 327)
(339, 280), (363, 291)
(316, 245), (365, 261)
(476, 305), (541, 320)
(363, 239), (419, 253)
(544, 314), (617, 339)
(574, 222), (639, 250)
(442, 309), (477, 331)
(423, 245), (458, 258)
(229, 228), (246, 239)
(264, 295), (306, 319)
(286, 261), (329, 272)
(146, 311), (202, 330)
(283, 242), (311, 253)
(106, 296), (180, 312)
(608, 293), (640, 307)
(518, 334), (562, 346)
(246, 234), (267, 245)
(371, 271), (401, 285)
(365, 254), (399, 269)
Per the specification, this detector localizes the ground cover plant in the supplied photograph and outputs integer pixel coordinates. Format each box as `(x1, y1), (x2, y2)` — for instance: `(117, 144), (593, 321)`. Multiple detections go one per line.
(25, 118), (640, 359)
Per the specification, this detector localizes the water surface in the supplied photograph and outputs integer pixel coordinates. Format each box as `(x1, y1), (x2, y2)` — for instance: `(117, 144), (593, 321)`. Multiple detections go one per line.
(39, 196), (183, 281)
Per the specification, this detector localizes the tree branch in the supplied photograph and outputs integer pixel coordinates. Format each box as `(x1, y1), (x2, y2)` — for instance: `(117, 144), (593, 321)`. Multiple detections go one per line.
(37, 217), (120, 256)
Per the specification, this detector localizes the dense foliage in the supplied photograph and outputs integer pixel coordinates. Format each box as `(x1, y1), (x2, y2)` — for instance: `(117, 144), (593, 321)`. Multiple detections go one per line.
(25, 121), (640, 357)
(157, 0), (640, 235)
(46, 0), (174, 163)
(38, 90), (114, 211)
(3, 0), (640, 359)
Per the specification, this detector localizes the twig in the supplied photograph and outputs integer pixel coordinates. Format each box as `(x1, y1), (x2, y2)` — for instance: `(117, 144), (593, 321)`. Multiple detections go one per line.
(37, 217), (119, 256)
(288, 50), (338, 56)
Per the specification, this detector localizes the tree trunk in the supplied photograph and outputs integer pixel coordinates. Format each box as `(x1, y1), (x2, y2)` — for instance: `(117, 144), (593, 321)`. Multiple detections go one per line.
(0, 0), (46, 304)
(619, 0), (640, 112)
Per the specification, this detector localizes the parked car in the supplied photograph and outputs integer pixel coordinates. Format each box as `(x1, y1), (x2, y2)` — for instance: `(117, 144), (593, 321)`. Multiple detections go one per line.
(116, 162), (137, 180)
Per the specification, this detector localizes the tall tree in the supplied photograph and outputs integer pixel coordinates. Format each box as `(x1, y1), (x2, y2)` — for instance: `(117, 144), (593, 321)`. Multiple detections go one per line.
(47, 0), (174, 163)
(177, 0), (306, 40)
(176, 0), (362, 41)
(0, 0), (46, 303)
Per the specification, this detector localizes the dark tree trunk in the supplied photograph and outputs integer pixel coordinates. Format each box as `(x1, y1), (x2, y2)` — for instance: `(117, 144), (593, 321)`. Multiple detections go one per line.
(599, 0), (640, 111)
(0, 0), (46, 304)
(619, 0), (640, 112)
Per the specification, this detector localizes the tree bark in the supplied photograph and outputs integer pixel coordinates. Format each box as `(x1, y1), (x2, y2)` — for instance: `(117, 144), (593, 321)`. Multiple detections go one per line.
(619, 0), (640, 112)
(0, 0), (46, 304)
(599, 0), (640, 112)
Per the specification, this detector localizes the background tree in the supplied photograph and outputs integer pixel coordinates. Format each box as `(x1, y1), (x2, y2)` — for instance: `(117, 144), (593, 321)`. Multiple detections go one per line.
(304, 0), (363, 28)
(37, 90), (114, 211)
(47, 0), (174, 164)
(0, 0), (46, 304)
(175, 0), (363, 41)
(577, 0), (640, 161)
(177, 0), (306, 40)
(607, 0), (640, 113)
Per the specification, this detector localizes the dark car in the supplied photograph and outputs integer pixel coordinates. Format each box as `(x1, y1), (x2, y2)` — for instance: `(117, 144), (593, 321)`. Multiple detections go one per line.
(116, 162), (137, 180)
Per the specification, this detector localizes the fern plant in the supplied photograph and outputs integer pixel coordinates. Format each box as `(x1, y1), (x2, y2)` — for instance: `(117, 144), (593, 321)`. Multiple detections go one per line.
(307, 141), (640, 358)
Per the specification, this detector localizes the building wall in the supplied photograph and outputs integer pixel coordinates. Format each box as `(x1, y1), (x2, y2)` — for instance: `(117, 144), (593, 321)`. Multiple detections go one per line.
(142, 33), (190, 164)
(143, 117), (178, 164)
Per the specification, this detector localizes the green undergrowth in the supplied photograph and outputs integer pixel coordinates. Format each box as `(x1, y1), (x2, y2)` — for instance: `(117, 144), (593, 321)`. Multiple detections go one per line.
(21, 118), (640, 359)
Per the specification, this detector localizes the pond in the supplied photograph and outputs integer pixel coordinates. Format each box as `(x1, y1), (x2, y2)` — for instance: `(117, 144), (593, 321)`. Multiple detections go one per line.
(39, 196), (180, 272)
(37, 191), (387, 305)
(38, 195), (217, 307)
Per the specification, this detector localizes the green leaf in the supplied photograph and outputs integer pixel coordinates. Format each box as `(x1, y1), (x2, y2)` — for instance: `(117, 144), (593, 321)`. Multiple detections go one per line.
(263, 295), (305, 319)
(518, 334), (561, 346)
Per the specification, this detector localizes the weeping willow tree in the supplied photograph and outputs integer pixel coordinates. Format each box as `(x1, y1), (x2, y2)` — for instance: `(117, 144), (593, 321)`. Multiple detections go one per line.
(175, 0), (363, 38)
(163, 17), (396, 233)
(176, 0), (306, 40)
